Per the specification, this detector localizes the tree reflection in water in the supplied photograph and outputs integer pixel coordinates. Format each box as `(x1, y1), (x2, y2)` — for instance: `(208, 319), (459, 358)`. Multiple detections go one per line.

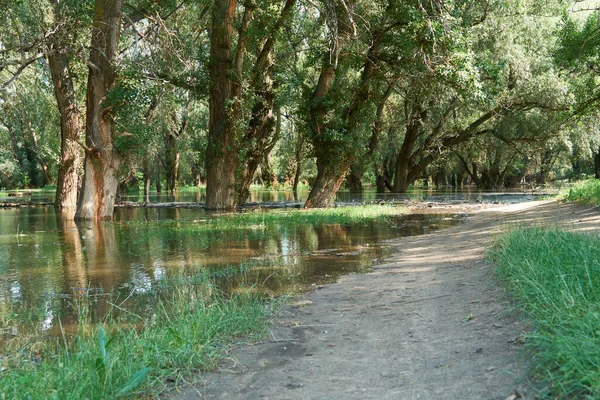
(0, 206), (465, 341)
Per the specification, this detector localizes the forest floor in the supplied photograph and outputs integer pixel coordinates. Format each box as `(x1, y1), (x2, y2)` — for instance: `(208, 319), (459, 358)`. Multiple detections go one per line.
(165, 200), (600, 400)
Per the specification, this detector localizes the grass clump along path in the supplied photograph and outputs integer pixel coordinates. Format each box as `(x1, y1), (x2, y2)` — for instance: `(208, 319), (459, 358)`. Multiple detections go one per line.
(0, 272), (276, 399)
(491, 226), (600, 398)
(559, 179), (600, 205)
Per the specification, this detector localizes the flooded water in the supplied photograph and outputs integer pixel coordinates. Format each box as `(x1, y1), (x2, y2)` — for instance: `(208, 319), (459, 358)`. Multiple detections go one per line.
(0, 201), (469, 341)
(0, 185), (550, 340)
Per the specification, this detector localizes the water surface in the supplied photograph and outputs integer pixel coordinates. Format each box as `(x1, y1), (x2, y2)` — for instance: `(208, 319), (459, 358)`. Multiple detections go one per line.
(0, 204), (468, 340)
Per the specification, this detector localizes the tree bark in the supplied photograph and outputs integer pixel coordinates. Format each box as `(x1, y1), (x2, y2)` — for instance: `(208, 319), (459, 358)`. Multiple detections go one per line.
(165, 135), (180, 193)
(393, 102), (425, 193)
(304, 59), (345, 208)
(75, 0), (125, 220)
(304, 156), (350, 208)
(375, 172), (387, 193)
(48, 45), (82, 211)
(156, 156), (162, 193)
(205, 0), (245, 210)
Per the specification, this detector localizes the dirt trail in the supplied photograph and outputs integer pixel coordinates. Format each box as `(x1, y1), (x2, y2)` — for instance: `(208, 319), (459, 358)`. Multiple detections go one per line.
(167, 200), (600, 400)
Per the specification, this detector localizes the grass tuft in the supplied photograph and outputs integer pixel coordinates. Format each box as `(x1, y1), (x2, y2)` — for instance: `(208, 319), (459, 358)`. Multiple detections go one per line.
(490, 226), (600, 398)
(558, 179), (600, 205)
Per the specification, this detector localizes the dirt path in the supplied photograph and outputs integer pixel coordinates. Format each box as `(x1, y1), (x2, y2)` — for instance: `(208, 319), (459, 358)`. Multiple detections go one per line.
(167, 200), (600, 400)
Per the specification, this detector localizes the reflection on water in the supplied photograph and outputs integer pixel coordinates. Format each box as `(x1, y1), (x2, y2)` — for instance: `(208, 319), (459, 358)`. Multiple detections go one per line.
(0, 184), (552, 341)
(0, 206), (466, 341)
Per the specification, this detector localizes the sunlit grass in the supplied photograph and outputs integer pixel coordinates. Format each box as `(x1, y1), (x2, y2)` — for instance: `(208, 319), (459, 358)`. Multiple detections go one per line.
(490, 226), (600, 398)
(199, 204), (406, 228)
(558, 179), (600, 205)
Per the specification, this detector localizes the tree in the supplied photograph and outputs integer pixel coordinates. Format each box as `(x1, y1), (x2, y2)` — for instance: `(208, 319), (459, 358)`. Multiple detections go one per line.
(75, 0), (125, 220)
(0, 0), (90, 208)
(205, 0), (298, 210)
(302, 0), (366, 208)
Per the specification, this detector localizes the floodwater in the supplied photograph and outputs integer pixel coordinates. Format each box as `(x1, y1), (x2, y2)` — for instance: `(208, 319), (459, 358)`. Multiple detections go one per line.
(0, 185), (556, 206)
(0, 187), (547, 340)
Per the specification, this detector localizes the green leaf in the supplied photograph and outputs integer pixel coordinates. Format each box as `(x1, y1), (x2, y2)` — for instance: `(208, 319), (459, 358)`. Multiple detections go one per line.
(117, 367), (151, 396)
(97, 324), (108, 364)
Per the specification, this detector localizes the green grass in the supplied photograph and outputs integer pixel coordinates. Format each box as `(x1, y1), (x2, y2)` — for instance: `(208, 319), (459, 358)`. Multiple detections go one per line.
(490, 226), (600, 398)
(0, 272), (276, 399)
(200, 204), (406, 227)
(558, 179), (600, 205)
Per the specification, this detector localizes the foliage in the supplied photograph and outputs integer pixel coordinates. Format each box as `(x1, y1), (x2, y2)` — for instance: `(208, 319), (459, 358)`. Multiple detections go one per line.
(490, 226), (600, 398)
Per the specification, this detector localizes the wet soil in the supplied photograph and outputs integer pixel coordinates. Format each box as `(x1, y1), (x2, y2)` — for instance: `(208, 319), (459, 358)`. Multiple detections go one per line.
(165, 200), (600, 400)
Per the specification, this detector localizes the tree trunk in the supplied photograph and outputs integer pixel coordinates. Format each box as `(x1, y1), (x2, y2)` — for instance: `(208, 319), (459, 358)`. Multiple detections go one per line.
(191, 166), (203, 187)
(48, 46), (82, 211)
(346, 170), (363, 193)
(164, 132), (180, 194)
(205, 0), (244, 210)
(75, 0), (124, 220)
(538, 149), (554, 184)
(292, 124), (303, 197)
(375, 171), (386, 193)
(304, 59), (349, 206)
(393, 133), (416, 192)
(304, 157), (349, 208)
(142, 157), (151, 202)
(155, 156), (162, 193)
(28, 129), (53, 186)
(303, 59), (345, 208)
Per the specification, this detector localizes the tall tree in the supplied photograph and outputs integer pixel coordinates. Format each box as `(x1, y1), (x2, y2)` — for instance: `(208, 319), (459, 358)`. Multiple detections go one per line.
(303, 0), (358, 208)
(205, 0), (298, 210)
(75, 0), (125, 220)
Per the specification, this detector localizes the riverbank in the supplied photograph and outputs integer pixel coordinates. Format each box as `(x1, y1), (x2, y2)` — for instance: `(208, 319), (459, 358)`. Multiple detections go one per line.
(167, 200), (600, 399)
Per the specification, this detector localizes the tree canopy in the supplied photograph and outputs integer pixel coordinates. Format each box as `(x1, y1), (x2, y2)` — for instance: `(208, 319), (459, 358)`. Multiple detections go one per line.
(1, 0), (599, 215)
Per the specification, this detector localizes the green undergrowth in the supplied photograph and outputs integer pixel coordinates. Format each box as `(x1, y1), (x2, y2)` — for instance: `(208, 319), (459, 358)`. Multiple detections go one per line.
(490, 226), (600, 398)
(121, 204), (406, 243)
(559, 179), (600, 205)
(0, 271), (277, 399)
(196, 204), (405, 229)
